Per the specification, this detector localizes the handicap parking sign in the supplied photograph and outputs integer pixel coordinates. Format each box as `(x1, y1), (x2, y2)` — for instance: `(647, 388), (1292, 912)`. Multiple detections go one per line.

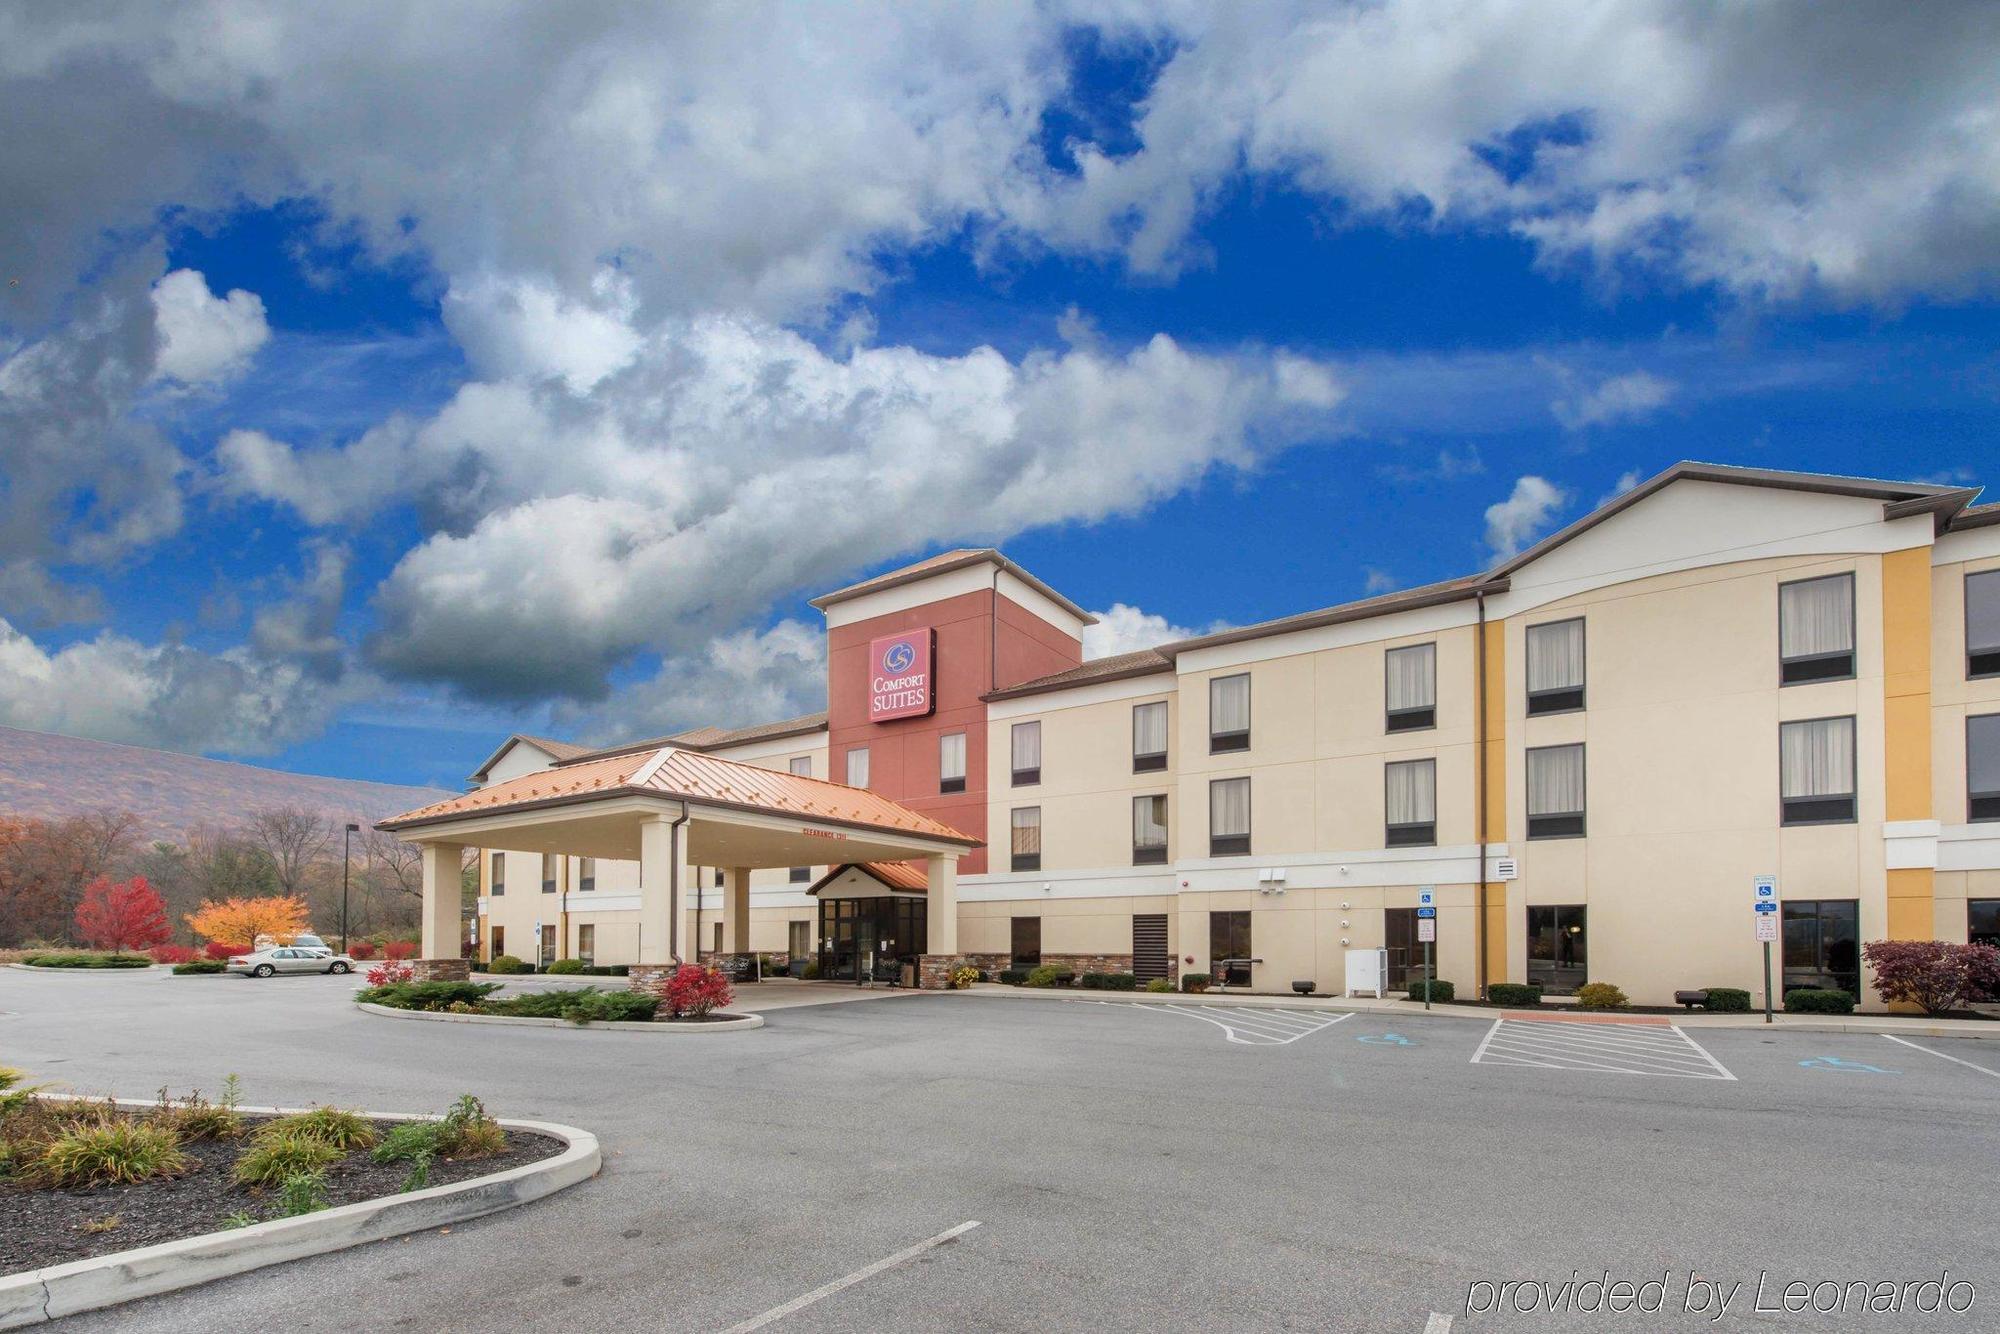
(1419, 889), (1433, 906)
(1416, 906), (1435, 919)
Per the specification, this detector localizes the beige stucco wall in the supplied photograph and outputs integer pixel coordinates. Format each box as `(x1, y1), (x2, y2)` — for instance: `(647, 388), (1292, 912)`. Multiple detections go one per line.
(986, 684), (1178, 869)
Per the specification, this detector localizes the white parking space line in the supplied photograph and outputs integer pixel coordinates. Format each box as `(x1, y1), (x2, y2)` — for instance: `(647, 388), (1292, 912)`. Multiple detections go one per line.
(721, 1221), (982, 1332)
(1884, 1035), (2000, 1080)
(1424, 1314), (1454, 1334)
(1472, 1017), (1735, 1079)
(1129, 1003), (1355, 1046)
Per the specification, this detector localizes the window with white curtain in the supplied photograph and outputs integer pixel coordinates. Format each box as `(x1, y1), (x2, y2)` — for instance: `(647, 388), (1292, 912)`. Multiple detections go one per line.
(939, 732), (966, 793)
(489, 852), (505, 896)
(578, 856), (595, 892)
(1969, 715), (2000, 822)
(1779, 573), (1855, 684)
(1010, 807), (1042, 872)
(1385, 643), (1437, 732)
(1132, 700), (1169, 771)
(1385, 758), (1437, 846)
(1210, 674), (1251, 752)
(1526, 619), (1586, 715)
(1209, 777), (1251, 856)
(1968, 571), (2000, 678)
(1133, 794), (1168, 864)
(845, 747), (869, 789)
(1526, 744), (1586, 838)
(1011, 721), (1042, 786)
(541, 852), (558, 893)
(1779, 716), (1856, 825)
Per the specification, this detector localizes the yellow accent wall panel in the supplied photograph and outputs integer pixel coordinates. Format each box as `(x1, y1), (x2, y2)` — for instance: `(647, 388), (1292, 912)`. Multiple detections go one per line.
(1880, 547), (1934, 937)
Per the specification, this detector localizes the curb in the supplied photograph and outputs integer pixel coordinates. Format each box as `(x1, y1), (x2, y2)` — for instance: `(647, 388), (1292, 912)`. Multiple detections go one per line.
(356, 1002), (765, 1033)
(0, 1100), (600, 1329)
(6, 963), (159, 974)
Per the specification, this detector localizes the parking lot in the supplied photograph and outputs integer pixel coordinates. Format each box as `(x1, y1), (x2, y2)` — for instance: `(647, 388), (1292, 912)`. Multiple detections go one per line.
(3, 969), (1997, 1332)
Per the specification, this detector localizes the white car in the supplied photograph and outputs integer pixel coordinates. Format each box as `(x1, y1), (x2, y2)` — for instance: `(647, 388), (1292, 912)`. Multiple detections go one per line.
(227, 946), (356, 978)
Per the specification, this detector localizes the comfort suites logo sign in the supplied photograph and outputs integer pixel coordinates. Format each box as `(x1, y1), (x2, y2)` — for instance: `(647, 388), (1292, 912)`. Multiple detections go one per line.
(869, 630), (935, 721)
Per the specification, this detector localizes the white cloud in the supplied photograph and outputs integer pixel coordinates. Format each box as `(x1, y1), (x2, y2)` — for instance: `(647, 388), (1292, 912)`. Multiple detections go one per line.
(1083, 604), (1193, 660)
(149, 268), (270, 383)
(1363, 568), (1399, 595)
(442, 270), (640, 393)
(1552, 370), (1675, 431)
(1484, 475), (1569, 560)
(567, 618), (826, 740)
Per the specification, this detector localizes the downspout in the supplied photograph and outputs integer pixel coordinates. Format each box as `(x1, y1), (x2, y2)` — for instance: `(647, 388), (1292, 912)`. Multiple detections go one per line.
(990, 565), (1001, 692)
(668, 809), (691, 965)
(1475, 589), (1489, 1000)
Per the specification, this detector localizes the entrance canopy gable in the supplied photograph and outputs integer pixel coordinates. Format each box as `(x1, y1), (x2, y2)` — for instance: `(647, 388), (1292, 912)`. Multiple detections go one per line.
(805, 862), (929, 898)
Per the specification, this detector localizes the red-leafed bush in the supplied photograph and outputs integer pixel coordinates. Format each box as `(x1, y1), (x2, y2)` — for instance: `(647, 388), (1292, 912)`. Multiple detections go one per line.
(366, 960), (415, 986)
(1863, 940), (2000, 1016)
(203, 941), (252, 960)
(149, 944), (197, 965)
(383, 940), (419, 961)
(347, 941), (377, 960)
(74, 875), (171, 952)
(662, 964), (733, 1019)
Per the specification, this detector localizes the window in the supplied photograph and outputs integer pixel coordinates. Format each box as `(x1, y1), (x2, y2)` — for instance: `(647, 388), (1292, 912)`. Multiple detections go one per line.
(1780, 715), (1857, 825)
(1133, 700), (1169, 771)
(1010, 807), (1042, 872)
(1526, 744), (1586, 838)
(541, 852), (557, 893)
(939, 732), (967, 794)
(578, 857), (595, 892)
(539, 924), (556, 966)
(788, 920), (811, 960)
(789, 756), (814, 882)
(1010, 916), (1041, 967)
(576, 924), (595, 966)
(1209, 777), (1251, 856)
(1782, 899), (1860, 998)
(1779, 573), (1855, 684)
(1525, 618), (1585, 715)
(1385, 758), (1437, 847)
(713, 867), (725, 889)
(1385, 643), (1437, 732)
(713, 922), (723, 955)
(1011, 721), (1042, 786)
(1970, 899), (2000, 951)
(1210, 911), (1252, 987)
(1970, 715), (2000, 822)
(1209, 674), (1250, 752)
(845, 747), (870, 788)
(1968, 571), (2000, 678)
(1133, 794), (1168, 865)
(489, 852), (505, 896)
(1526, 906), (1587, 995)
(489, 925), (504, 961)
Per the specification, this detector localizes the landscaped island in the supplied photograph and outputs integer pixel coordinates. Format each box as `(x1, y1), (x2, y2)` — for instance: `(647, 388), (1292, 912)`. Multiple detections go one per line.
(356, 961), (737, 1024)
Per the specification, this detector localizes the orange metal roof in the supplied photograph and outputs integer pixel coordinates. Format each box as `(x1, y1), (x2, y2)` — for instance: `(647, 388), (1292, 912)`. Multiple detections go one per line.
(379, 746), (978, 846)
(803, 861), (930, 896)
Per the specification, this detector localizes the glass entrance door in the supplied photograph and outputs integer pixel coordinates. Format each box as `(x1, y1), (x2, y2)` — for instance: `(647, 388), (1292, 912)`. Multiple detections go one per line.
(817, 896), (927, 983)
(1526, 905), (1587, 995)
(1385, 907), (1421, 991)
(1782, 899), (1860, 998)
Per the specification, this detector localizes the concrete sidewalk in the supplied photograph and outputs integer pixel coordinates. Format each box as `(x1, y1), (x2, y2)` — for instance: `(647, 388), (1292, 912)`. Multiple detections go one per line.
(958, 981), (2000, 1039)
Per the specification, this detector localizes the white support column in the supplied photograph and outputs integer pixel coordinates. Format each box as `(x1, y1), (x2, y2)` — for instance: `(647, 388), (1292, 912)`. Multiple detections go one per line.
(725, 867), (752, 953)
(926, 854), (958, 957)
(638, 811), (688, 964)
(419, 841), (465, 961)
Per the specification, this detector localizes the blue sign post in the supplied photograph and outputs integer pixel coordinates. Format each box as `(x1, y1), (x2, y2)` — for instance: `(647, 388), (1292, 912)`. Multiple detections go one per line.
(1417, 888), (1435, 1009)
(1754, 876), (1777, 1024)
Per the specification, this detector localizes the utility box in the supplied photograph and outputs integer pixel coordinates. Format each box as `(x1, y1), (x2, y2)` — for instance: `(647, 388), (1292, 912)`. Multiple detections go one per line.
(1344, 948), (1389, 998)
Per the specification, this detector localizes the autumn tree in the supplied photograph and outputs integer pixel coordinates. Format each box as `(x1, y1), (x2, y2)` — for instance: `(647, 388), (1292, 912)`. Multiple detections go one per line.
(0, 812), (139, 946)
(73, 875), (171, 952)
(185, 895), (312, 949)
(246, 807), (333, 899)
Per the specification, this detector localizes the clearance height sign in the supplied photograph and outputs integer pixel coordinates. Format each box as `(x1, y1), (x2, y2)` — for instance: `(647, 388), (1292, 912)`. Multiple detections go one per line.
(869, 630), (936, 721)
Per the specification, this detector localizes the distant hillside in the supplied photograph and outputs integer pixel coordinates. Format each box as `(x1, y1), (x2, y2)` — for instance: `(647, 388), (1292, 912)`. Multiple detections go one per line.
(0, 726), (454, 844)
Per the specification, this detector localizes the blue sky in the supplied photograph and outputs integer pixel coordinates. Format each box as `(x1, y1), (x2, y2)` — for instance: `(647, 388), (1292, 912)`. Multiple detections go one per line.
(3, 4), (1998, 789)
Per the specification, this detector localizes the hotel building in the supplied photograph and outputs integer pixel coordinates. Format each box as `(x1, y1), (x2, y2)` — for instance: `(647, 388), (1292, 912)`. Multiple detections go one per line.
(381, 462), (2000, 1009)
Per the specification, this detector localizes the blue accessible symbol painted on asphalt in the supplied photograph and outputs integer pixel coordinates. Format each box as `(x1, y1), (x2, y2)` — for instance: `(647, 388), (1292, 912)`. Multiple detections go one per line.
(1799, 1055), (1897, 1074)
(1358, 1033), (1413, 1046)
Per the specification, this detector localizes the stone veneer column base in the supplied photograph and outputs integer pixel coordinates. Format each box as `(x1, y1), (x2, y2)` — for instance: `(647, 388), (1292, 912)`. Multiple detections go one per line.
(411, 958), (470, 982)
(918, 956), (968, 990)
(628, 963), (677, 997)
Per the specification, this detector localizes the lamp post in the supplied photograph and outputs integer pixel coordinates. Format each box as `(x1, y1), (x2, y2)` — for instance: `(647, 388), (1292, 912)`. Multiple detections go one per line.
(341, 822), (360, 952)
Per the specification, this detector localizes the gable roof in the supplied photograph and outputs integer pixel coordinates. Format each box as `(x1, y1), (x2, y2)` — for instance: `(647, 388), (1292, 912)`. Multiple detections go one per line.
(381, 745), (978, 846)
(808, 548), (1096, 623)
(557, 711), (828, 768)
(467, 732), (595, 784)
(802, 861), (931, 896)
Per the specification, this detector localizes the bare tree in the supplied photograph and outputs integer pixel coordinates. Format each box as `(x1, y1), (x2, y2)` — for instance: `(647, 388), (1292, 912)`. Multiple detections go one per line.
(184, 823), (278, 901)
(245, 806), (333, 899)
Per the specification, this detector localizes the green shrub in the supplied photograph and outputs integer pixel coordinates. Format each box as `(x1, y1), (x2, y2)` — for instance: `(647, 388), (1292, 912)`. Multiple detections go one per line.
(998, 969), (1028, 985)
(1487, 982), (1543, 1007)
(356, 980), (502, 1011)
(1784, 988), (1856, 1014)
(172, 959), (226, 975)
(0, 1066), (48, 1114)
(40, 1121), (190, 1186)
(1099, 972), (1138, 991)
(21, 952), (153, 969)
(162, 1090), (242, 1142)
(1144, 977), (1173, 993)
(1406, 977), (1453, 1003)
(487, 954), (528, 974)
(546, 958), (584, 975)
(256, 1107), (376, 1152)
(278, 1168), (329, 1217)
(561, 990), (659, 1024)
(1024, 964), (1064, 988)
(1575, 982), (1629, 1010)
(481, 988), (588, 1018)
(800, 959), (821, 979)
(1181, 973), (1211, 993)
(234, 1133), (340, 1187)
(373, 1094), (506, 1170)
(1077, 972), (1106, 989)
(1700, 987), (1752, 1012)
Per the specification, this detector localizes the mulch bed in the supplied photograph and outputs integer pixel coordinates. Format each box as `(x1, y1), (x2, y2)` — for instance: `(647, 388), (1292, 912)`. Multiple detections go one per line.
(1, 1115), (563, 1274)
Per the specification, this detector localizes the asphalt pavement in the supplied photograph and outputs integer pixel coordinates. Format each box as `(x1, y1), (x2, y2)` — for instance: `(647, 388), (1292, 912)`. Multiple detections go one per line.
(2, 968), (1995, 1332)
